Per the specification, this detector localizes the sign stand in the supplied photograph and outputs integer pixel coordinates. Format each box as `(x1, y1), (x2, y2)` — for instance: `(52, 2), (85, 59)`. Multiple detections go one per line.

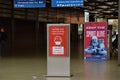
(46, 24), (70, 77)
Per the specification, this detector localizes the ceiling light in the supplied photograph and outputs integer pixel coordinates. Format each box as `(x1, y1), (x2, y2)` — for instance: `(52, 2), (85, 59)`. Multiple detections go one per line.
(85, 0), (88, 2)
(97, 0), (108, 2)
(109, 8), (116, 11)
(105, 2), (113, 5)
(96, 9), (103, 11)
(90, 11), (99, 14)
(84, 6), (93, 9)
(98, 6), (109, 9)
(87, 3), (96, 5)
(105, 2), (117, 5)
(102, 11), (112, 13)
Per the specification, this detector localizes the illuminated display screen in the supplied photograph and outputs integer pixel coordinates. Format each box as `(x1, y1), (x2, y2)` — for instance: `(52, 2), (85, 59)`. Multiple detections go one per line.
(14, 0), (46, 8)
(52, 0), (84, 7)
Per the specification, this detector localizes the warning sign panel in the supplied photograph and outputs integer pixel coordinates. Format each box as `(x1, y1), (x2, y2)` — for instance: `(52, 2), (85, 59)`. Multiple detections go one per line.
(49, 25), (68, 56)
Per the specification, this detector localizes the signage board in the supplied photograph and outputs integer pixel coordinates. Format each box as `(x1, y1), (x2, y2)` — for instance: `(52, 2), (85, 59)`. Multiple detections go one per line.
(49, 25), (68, 56)
(84, 22), (107, 60)
(14, 0), (46, 8)
(52, 0), (84, 7)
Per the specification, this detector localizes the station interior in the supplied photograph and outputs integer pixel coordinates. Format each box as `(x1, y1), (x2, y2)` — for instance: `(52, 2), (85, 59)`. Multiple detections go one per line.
(0, 0), (120, 80)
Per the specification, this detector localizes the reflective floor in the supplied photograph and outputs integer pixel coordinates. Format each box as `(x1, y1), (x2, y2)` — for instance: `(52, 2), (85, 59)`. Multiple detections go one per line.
(0, 57), (120, 80)
(0, 39), (120, 80)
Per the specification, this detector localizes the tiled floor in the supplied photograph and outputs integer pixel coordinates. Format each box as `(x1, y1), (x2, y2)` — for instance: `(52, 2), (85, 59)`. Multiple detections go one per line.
(0, 57), (120, 80)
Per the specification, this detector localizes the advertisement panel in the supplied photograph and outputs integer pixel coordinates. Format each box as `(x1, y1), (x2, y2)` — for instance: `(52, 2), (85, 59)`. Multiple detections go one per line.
(49, 26), (68, 56)
(14, 0), (46, 8)
(84, 22), (107, 60)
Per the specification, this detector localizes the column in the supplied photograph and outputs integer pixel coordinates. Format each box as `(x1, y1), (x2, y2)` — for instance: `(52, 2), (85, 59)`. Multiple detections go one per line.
(118, 0), (120, 65)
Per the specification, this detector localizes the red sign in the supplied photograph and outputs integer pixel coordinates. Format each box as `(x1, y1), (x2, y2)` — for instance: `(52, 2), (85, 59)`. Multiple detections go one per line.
(84, 22), (107, 60)
(49, 26), (68, 56)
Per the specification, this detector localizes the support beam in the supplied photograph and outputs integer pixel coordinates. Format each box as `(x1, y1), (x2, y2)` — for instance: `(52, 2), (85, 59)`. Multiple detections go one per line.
(118, 0), (120, 65)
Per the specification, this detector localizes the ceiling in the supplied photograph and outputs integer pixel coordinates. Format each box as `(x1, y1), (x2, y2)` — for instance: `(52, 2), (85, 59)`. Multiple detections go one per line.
(46, 0), (118, 18)
(84, 0), (118, 17)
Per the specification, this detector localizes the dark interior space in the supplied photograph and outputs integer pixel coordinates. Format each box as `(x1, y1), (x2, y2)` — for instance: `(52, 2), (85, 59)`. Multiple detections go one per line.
(0, 18), (82, 59)
(13, 19), (36, 56)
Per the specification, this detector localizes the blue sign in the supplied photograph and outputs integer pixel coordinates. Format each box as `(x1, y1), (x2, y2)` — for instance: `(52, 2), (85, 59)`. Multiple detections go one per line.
(52, 0), (84, 7)
(14, 0), (46, 8)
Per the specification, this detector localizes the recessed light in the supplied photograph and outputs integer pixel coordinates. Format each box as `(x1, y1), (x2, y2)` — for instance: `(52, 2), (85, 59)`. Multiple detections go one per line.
(98, 6), (109, 9)
(97, 0), (108, 2)
(102, 11), (112, 13)
(105, 2), (117, 5)
(109, 8), (116, 11)
(96, 9), (103, 11)
(90, 11), (99, 13)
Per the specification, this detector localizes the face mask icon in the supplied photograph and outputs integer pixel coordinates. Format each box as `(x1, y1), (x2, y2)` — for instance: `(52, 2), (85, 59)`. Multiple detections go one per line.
(54, 36), (62, 45)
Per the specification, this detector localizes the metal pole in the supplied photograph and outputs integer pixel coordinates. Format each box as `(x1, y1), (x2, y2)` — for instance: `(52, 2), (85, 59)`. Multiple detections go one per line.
(35, 9), (39, 54)
(11, 0), (15, 54)
(118, 0), (120, 65)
